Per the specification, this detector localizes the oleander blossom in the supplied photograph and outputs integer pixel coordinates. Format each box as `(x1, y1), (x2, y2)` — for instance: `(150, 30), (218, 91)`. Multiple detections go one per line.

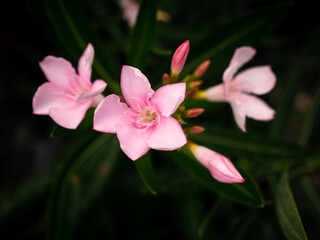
(94, 66), (187, 160)
(32, 43), (107, 129)
(201, 46), (276, 132)
(187, 143), (244, 183)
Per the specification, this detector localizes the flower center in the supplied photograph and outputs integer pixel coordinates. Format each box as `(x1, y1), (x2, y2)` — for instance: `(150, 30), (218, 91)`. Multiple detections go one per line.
(138, 107), (158, 125)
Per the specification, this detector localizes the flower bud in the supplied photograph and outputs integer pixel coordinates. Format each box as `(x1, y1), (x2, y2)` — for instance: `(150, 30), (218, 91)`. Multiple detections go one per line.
(184, 108), (204, 118)
(187, 80), (203, 90)
(187, 142), (244, 183)
(162, 73), (171, 84)
(194, 60), (210, 77)
(171, 40), (190, 75)
(186, 88), (199, 98)
(189, 126), (205, 135)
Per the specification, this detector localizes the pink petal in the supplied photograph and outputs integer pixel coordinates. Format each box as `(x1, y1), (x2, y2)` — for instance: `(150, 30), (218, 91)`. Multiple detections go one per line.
(205, 84), (226, 102)
(147, 116), (187, 150)
(194, 146), (244, 183)
(120, 66), (154, 107)
(32, 83), (74, 115)
(232, 66), (276, 95)
(119, 0), (139, 27)
(78, 43), (94, 87)
(39, 56), (77, 90)
(77, 79), (107, 102)
(237, 94), (276, 121)
(223, 47), (256, 84)
(150, 83), (186, 117)
(229, 98), (246, 132)
(49, 101), (92, 129)
(93, 94), (130, 133)
(117, 124), (152, 160)
(229, 46), (256, 68)
(171, 40), (190, 74)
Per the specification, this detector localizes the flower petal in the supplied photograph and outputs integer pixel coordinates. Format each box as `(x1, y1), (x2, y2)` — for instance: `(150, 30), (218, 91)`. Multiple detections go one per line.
(237, 94), (276, 121)
(39, 56), (77, 90)
(78, 43), (94, 87)
(150, 83), (186, 117)
(205, 83), (226, 102)
(121, 66), (154, 107)
(223, 47), (256, 84)
(147, 116), (187, 150)
(77, 79), (107, 102)
(32, 83), (74, 115)
(232, 66), (276, 95)
(117, 124), (152, 160)
(49, 101), (92, 129)
(194, 146), (244, 183)
(93, 94), (130, 133)
(229, 98), (246, 132)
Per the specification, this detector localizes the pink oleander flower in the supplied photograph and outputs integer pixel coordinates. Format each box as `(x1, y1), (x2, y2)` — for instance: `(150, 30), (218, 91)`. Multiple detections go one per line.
(119, 0), (139, 28)
(94, 66), (187, 160)
(198, 46), (276, 132)
(171, 40), (190, 75)
(33, 43), (107, 129)
(187, 142), (244, 183)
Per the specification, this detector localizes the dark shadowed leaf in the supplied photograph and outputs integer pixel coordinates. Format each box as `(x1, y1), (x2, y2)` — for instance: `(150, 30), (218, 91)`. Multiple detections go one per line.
(134, 152), (157, 195)
(128, 0), (156, 70)
(275, 171), (308, 240)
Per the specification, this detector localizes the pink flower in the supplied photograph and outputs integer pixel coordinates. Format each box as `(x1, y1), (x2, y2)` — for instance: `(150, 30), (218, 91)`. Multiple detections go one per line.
(119, 0), (139, 28)
(171, 40), (190, 75)
(33, 43), (107, 129)
(94, 66), (187, 160)
(202, 47), (276, 132)
(187, 143), (244, 183)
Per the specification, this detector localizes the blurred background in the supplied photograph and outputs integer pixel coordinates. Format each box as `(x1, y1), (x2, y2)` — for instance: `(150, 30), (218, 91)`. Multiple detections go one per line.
(1, 0), (320, 239)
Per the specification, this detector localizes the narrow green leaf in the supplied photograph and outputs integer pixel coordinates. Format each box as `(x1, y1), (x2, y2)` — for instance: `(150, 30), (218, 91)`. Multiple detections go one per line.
(275, 171), (308, 240)
(182, 2), (292, 75)
(134, 152), (157, 195)
(169, 148), (264, 207)
(300, 176), (320, 214)
(190, 125), (305, 159)
(45, 133), (119, 240)
(45, 0), (121, 94)
(128, 0), (156, 70)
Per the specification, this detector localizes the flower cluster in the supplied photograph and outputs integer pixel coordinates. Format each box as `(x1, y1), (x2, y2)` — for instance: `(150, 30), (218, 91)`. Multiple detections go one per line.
(33, 41), (276, 184)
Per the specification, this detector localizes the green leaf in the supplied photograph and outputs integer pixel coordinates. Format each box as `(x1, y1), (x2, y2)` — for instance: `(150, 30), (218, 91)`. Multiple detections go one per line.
(45, 0), (121, 94)
(134, 152), (157, 195)
(190, 125), (305, 159)
(169, 148), (264, 207)
(45, 133), (119, 240)
(128, 0), (156, 70)
(275, 171), (308, 240)
(182, 2), (292, 75)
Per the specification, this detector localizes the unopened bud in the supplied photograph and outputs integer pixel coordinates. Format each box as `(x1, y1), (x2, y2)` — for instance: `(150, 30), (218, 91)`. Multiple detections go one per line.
(186, 88), (199, 98)
(162, 73), (171, 84)
(189, 126), (205, 135)
(187, 80), (203, 90)
(185, 108), (204, 118)
(156, 10), (171, 22)
(194, 60), (210, 77)
(171, 40), (190, 75)
(186, 142), (245, 183)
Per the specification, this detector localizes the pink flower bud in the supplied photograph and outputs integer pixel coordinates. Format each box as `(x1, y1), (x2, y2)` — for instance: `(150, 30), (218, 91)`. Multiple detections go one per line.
(187, 143), (244, 183)
(194, 60), (210, 77)
(162, 73), (171, 84)
(186, 88), (199, 98)
(189, 126), (205, 135)
(185, 108), (204, 118)
(171, 40), (190, 75)
(187, 80), (203, 90)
